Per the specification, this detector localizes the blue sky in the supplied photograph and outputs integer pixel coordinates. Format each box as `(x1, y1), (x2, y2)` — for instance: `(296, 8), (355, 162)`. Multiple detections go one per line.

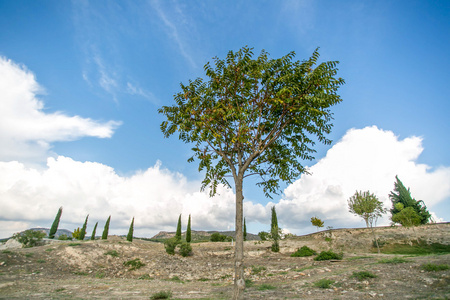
(0, 0), (449, 239)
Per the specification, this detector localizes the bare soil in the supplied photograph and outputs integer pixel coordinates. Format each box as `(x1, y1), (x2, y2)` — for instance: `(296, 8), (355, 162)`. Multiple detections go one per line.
(0, 224), (449, 299)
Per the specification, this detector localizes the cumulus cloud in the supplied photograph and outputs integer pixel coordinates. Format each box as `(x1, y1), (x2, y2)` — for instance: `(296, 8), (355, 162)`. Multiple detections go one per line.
(276, 126), (450, 234)
(0, 56), (121, 165)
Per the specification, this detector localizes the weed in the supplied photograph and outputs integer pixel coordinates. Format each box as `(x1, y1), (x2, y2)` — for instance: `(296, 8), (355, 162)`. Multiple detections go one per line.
(123, 258), (145, 270)
(279, 271), (288, 275)
(314, 278), (334, 289)
(245, 278), (254, 287)
(2, 250), (12, 254)
(198, 278), (210, 281)
(258, 284), (276, 290)
(351, 271), (377, 281)
(150, 290), (172, 299)
(25, 253), (33, 257)
(314, 251), (343, 261)
(325, 237), (332, 242)
(45, 248), (55, 252)
(251, 265), (266, 274)
(378, 257), (408, 264)
(291, 246), (316, 257)
(68, 243), (81, 247)
(104, 250), (119, 257)
(95, 272), (105, 279)
(220, 274), (231, 279)
(421, 263), (449, 272)
(37, 259), (46, 263)
(168, 275), (184, 283)
(138, 274), (153, 280)
(55, 288), (66, 292)
(73, 271), (88, 276)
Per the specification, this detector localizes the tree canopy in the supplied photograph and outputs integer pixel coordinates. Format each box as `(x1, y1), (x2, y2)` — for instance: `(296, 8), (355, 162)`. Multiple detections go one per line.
(348, 190), (385, 228)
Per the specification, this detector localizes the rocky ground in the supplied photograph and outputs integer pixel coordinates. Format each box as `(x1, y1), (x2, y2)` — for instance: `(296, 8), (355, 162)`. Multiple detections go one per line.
(0, 223), (449, 299)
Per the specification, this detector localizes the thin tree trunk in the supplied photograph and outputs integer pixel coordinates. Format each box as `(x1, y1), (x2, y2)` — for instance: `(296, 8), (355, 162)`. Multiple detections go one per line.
(233, 175), (245, 300)
(370, 225), (380, 254)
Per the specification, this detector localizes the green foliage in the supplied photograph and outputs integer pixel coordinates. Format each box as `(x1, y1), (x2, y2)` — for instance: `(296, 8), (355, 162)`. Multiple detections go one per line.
(79, 214), (89, 240)
(314, 250), (343, 261)
(391, 206), (421, 227)
(13, 230), (46, 248)
(68, 243), (81, 246)
(49, 206), (63, 239)
(104, 250), (119, 257)
(314, 278), (335, 289)
(251, 265), (266, 274)
(244, 278), (254, 287)
(421, 263), (449, 272)
(351, 271), (377, 281)
(258, 231), (269, 241)
(175, 214), (182, 242)
(271, 206), (280, 252)
(210, 232), (230, 242)
(378, 257), (408, 264)
(389, 176), (431, 225)
(348, 190), (385, 228)
(90, 222), (98, 240)
(72, 227), (81, 240)
(123, 258), (145, 271)
(164, 238), (179, 255)
(310, 216), (324, 231)
(179, 242), (192, 257)
(381, 240), (450, 255)
(127, 217), (134, 242)
(58, 234), (70, 240)
(150, 290), (172, 299)
(243, 217), (247, 241)
(258, 284), (276, 290)
(102, 216), (111, 240)
(186, 214), (191, 243)
(291, 246), (317, 257)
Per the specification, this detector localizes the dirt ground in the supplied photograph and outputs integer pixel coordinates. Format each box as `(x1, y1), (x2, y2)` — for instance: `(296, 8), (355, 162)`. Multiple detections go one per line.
(0, 224), (449, 299)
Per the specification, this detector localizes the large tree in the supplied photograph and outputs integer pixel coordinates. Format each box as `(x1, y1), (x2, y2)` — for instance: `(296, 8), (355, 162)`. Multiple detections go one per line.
(389, 176), (431, 225)
(159, 46), (344, 299)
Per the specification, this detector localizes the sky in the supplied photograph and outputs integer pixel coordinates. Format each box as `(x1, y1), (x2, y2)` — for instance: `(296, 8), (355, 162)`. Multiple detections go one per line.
(0, 0), (449, 239)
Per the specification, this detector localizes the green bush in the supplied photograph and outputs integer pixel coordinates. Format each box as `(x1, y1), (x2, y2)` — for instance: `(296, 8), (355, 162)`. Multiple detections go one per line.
(123, 258), (145, 271)
(58, 234), (70, 240)
(421, 263), (449, 272)
(314, 278), (334, 289)
(291, 246), (317, 257)
(179, 242), (192, 257)
(164, 238), (179, 255)
(351, 271), (377, 281)
(210, 232), (230, 242)
(314, 250), (343, 261)
(150, 290), (172, 299)
(258, 231), (269, 241)
(13, 230), (46, 248)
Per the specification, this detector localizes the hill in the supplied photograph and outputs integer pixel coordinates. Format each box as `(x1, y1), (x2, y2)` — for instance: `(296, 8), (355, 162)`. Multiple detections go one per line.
(150, 230), (261, 242)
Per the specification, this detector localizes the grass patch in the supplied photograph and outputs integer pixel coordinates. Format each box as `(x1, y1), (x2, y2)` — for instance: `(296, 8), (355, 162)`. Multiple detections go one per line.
(421, 263), (449, 272)
(381, 240), (450, 255)
(68, 243), (81, 247)
(378, 257), (408, 264)
(314, 251), (343, 261)
(25, 253), (33, 257)
(123, 258), (145, 271)
(293, 265), (316, 272)
(314, 278), (334, 289)
(2, 250), (12, 254)
(198, 278), (210, 281)
(95, 272), (105, 279)
(168, 275), (184, 283)
(37, 259), (46, 263)
(150, 290), (172, 299)
(346, 256), (372, 261)
(55, 288), (66, 292)
(291, 246), (317, 257)
(104, 250), (119, 257)
(245, 278), (254, 287)
(45, 248), (55, 252)
(257, 284), (276, 290)
(351, 271), (377, 281)
(73, 271), (88, 276)
(251, 265), (266, 274)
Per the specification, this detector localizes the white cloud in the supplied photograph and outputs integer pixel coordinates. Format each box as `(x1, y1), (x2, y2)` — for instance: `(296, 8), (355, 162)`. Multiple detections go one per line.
(126, 82), (159, 104)
(276, 126), (450, 234)
(0, 56), (121, 165)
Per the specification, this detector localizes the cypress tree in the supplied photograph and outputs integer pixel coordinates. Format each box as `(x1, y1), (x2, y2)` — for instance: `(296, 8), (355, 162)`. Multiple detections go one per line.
(79, 214), (89, 240)
(127, 217), (134, 242)
(90, 222), (98, 240)
(49, 206), (63, 239)
(243, 218), (247, 241)
(186, 214), (191, 243)
(175, 214), (182, 242)
(271, 206), (280, 252)
(102, 215), (111, 240)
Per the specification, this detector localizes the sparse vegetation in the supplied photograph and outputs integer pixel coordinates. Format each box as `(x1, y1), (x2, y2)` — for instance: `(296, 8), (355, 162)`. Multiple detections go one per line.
(68, 243), (81, 247)
(123, 258), (145, 270)
(314, 278), (334, 289)
(381, 240), (450, 255)
(291, 246), (316, 257)
(104, 250), (119, 257)
(13, 230), (46, 248)
(351, 271), (377, 280)
(378, 257), (408, 264)
(314, 250), (343, 261)
(258, 284), (276, 290)
(150, 290), (172, 299)
(251, 265), (266, 274)
(421, 263), (449, 272)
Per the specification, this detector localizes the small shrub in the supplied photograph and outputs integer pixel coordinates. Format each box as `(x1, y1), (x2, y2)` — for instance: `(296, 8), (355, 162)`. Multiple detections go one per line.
(245, 278), (254, 287)
(138, 274), (153, 280)
(58, 234), (70, 241)
(210, 232), (230, 242)
(95, 272), (105, 278)
(169, 275), (183, 283)
(351, 271), (377, 281)
(421, 263), (449, 272)
(104, 250), (119, 257)
(25, 253), (33, 257)
(378, 257), (408, 264)
(291, 246), (317, 257)
(123, 258), (145, 271)
(37, 259), (46, 263)
(68, 243), (81, 247)
(314, 251), (343, 261)
(13, 230), (46, 248)
(179, 242), (192, 257)
(251, 265), (266, 274)
(324, 237), (332, 242)
(314, 278), (334, 289)
(164, 238), (178, 255)
(150, 290), (172, 299)
(258, 284), (276, 290)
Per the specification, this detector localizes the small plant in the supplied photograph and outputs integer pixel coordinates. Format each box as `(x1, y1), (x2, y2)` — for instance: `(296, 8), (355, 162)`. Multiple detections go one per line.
(169, 275), (183, 283)
(37, 259), (46, 263)
(58, 234), (70, 241)
(314, 250), (343, 261)
(351, 271), (377, 281)
(251, 265), (266, 274)
(198, 278), (209, 281)
(95, 272), (105, 278)
(179, 242), (192, 257)
(25, 253), (33, 257)
(73, 271), (88, 276)
(244, 278), (254, 287)
(13, 230), (46, 248)
(258, 284), (276, 290)
(164, 238), (178, 255)
(150, 290), (172, 299)
(314, 278), (335, 289)
(138, 274), (153, 280)
(324, 237), (332, 242)
(123, 258), (145, 271)
(291, 246), (317, 257)
(104, 250), (119, 257)
(68, 243), (81, 247)
(378, 257), (408, 264)
(421, 263), (449, 272)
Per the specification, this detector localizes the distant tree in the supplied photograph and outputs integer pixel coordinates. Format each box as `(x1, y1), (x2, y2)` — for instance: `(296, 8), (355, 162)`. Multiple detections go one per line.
(310, 216), (324, 231)
(102, 216), (111, 240)
(258, 231), (269, 241)
(127, 217), (134, 242)
(176, 214), (182, 242)
(348, 190), (386, 253)
(78, 214), (89, 240)
(243, 218), (247, 241)
(271, 206), (280, 252)
(49, 206), (63, 239)
(72, 227), (81, 240)
(90, 222), (98, 240)
(389, 176), (431, 224)
(13, 230), (46, 247)
(186, 214), (192, 243)
(158, 47), (344, 299)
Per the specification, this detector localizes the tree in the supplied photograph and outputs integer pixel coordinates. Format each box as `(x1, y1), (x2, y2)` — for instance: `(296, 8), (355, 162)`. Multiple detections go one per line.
(176, 214), (182, 242)
(270, 206), (280, 252)
(243, 218), (247, 241)
(348, 190), (386, 253)
(186, 214), (192, 243)
(91, 222), (98, 240)
(310, 216), (324, 231)
(391, 203), (421, 227)
(127, 217), (134, 242)
(389, 176), (431, 225)
(102, 215), (111, 240)
(72, 227), (81, 240)
(13, 230), (46, 248)
(79, 214), (89, 240)
(158, 46), (344, 299)
(49, 206), (63, 239)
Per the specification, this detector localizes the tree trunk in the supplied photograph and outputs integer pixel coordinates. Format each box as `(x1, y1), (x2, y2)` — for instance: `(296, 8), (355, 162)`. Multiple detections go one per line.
(232, 175), (245, 300)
